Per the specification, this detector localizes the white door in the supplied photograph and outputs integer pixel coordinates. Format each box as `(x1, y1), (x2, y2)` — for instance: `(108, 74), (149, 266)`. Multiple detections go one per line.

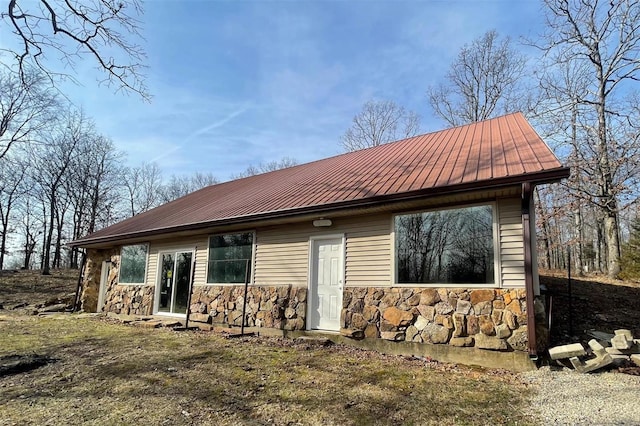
(309, 237), (344, 331)
(97, 260), (110, 312)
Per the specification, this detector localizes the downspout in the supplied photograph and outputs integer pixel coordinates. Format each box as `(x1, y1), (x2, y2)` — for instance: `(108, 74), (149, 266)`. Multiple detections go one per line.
(522, 182), (538, 359)
(72, 249), (87, 313)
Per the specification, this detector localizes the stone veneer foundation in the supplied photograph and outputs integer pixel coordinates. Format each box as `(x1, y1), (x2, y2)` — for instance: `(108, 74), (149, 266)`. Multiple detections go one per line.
(83, 249), (543, 353)
(185, 284), (543, 353)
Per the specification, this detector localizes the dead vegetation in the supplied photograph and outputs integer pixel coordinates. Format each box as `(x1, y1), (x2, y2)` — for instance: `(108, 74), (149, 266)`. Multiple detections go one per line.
(0, 269), (535, 425)
(1, 269), (639, 424)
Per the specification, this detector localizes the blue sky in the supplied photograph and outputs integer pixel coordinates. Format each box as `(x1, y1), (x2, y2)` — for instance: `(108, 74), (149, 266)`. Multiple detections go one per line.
(32, 0), (547, 180)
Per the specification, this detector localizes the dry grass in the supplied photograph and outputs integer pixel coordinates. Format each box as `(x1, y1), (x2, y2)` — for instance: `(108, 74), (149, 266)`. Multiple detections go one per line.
(0, 270), (534, 425)
(0, 315), (533, 426)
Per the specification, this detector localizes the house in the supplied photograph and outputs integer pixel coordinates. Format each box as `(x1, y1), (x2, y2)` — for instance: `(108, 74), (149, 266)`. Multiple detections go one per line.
(70, 112), (569, 369)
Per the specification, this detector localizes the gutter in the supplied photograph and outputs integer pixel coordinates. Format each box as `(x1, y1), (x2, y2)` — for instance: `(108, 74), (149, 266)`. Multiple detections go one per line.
(69, 167), (570, 248)
(521, 182), (538, 358)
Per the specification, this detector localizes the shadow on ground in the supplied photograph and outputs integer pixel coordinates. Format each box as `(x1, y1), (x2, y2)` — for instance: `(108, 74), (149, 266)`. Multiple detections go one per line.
(541, 275), (640, 346)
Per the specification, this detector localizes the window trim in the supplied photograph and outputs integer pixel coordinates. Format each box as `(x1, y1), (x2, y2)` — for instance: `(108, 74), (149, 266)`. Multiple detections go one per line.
(117, 243), (149, 285)
(391, 202), (500, 288)
(205, 231), (256, 285)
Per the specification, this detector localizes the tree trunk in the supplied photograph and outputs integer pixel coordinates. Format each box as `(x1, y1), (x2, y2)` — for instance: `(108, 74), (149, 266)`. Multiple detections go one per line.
(604, 212), (621, 278)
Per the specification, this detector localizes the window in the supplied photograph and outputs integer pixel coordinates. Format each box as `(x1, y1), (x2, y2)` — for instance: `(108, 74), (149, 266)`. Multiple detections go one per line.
(207, 232), (254, 283)
(119, 244), (148, 284)
(395, 205), (495, 285)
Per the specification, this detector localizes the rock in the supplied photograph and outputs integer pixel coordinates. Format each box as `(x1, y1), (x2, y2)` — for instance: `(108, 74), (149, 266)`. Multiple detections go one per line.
(549, 343), (586, 360)
(470, 289), (494, 305)
(631, 354), (640, 367)
(507, 326), (528, 351)
(506, 300), (523, 315)
(611, 330), (634, 350)
(380, 331), (405, 341)
(189, 313), (210, 323)
(422, 323), (450, 344)
(416, 305), (435, 321)
(467, 315), (479, 335)
(434, 302), (454, 315)
(452, 313), (466, 337)
(495, 323), (511, 339)
(503, 310), (517, 330)
(492, 309), (503, 325)
(615, 329), (634, 339)
(284, 307), (296, 319)
(420, 289), (440, 306)
(449, 336), (474, 347)
(379, 320), (397, 332)
(478, 314), (495, 336)
(400, 288), (414, 300)
(297, 288), (307, 302)
(38, 303), (68, 313)
(383, 306), (413, 327)
(473, 301), (492, 315)
(294, 336), (332, 346)
(406, 293), (421, 306)
(492, 300), (505, 310)
(474, 333), (507, 351)
(340, 328), (364, 339)
(351, 313), (367, 330)
(362, 305), (380, 322)
(364, 323), (379, 338)
(456, 299), (472, 315)
(406, 325), (420, 341)
(414, 315), (429, 331)
(379, 292), (400, 310)
(136, 320), (161, 328)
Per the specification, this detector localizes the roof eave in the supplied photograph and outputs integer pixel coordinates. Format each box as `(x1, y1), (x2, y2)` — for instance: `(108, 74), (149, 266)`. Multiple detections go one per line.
(69, 167), (570, 248)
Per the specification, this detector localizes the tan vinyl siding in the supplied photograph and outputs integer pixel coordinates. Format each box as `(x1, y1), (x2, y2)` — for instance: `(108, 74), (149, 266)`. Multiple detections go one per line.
(147, 236), (209, 286)
(253, 214), (391, 287)
(343, 216), (391, 287)
(498, 198), (525, 288)
(254, 225), (310, 286)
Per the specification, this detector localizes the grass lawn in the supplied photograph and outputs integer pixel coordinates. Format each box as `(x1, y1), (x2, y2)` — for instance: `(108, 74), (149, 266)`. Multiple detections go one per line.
(0, 270), (536, 425)
(0, 314), (535, 425)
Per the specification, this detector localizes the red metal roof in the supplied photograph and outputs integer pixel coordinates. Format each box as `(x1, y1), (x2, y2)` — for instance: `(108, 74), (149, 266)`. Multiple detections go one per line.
(72, 113), (568, 246)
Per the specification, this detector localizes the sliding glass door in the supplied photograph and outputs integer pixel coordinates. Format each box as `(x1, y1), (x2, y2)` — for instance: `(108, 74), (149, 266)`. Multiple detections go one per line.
(157, 251), (193, 315)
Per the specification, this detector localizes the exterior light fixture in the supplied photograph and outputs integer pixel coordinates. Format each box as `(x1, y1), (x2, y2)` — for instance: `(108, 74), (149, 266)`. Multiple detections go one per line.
(313, 219), (332, 227)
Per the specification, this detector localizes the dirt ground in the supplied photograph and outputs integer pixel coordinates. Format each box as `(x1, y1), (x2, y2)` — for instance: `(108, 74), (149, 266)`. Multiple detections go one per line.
(0, 269), (534, 425)
(539, 270), (640, 346)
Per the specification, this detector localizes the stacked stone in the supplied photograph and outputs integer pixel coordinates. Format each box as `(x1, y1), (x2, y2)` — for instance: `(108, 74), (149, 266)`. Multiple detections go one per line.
(103, 285), (154, 316)
(342, 287), (531, 351)
(190, 285), (307, 330)
(80, 248), (119, 312)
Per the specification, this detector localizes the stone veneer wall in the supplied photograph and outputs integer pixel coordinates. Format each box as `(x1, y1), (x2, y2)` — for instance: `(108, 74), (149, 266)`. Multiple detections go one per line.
(82, 248), (155, 315)
(190, 285), (307, 330)
(80, 248), (118, 312)
(342, 287), (537, 351)
(103, 285), (154, 316)
(189, 284), (545, 353)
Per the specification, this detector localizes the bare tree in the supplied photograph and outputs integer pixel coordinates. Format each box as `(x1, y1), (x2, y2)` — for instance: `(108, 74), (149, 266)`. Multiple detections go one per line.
(0, 153), (27, 269)
(535, 0), (640, 278)
(428, 30), (528, 127)
(0, 69), (58, 159)
(231, 157), (299, 179)
(160, 172), (218, 203)
(1, 0), (148, 99)
(123, 162), (163, 216)
(67, 133), (124, 267)
(341, 100), (420, 152)
(32, 109), (86, 274)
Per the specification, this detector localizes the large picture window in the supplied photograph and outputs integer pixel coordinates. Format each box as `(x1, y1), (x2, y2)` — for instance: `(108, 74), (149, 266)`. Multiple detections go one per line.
(119, 244), (148, 284)
(207, 232), (254, 283)
(395, 205), (495, 285)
